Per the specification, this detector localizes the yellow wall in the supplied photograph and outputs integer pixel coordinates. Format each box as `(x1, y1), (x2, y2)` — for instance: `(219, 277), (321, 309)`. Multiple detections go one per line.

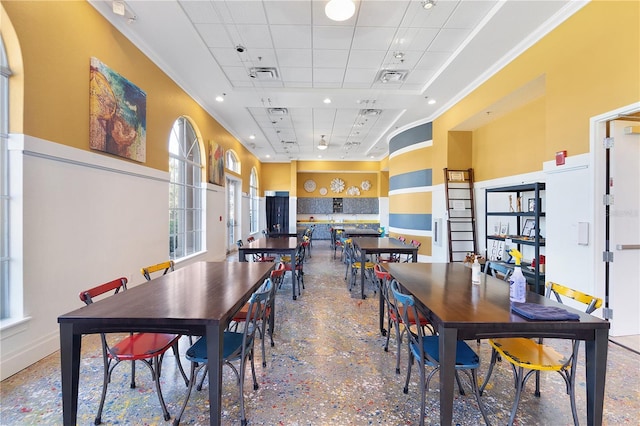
(472, 96), (546, 181)
(447, 131), (472, 171)
(260, 163), (292, 194)
(432, 1), (639, 182)
(1, 0), (261, 192)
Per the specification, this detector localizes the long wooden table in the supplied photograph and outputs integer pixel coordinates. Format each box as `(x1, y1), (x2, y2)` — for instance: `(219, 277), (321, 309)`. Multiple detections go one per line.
(352, 237), (418, 302)
(239, 237), (299, 299)
(383, 262), (609, 426)
(58, 261), (274, 426)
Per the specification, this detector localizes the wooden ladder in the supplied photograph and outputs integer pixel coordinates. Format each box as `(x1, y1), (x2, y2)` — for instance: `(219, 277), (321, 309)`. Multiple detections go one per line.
(444, 168), (477, 262)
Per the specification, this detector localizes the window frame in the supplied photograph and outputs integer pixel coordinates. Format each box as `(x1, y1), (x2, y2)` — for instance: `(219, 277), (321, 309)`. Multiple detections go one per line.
(1, 35), (11, 319)
(249, 167), (259, 234)
(168, 116), (205, 261)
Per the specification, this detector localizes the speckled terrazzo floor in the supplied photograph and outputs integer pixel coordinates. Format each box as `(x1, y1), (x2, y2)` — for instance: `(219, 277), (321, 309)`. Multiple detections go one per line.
(1, 240), (639, 425)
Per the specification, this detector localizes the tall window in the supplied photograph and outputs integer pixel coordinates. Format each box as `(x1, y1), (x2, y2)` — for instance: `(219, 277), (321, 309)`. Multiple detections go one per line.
(1, 36), (11, 319)
(169, 117), (203, 260)
(249, 167), (259, 233)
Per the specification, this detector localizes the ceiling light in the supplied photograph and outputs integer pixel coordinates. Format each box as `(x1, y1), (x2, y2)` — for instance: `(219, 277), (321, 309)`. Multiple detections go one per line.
(215, 94), (225, 102)
(421, 0), (436, 10)
(323, 98), (332, 104)
(249, 134), (255, 140)
(318, 135), (328, 150)
(428, 99), (436, 105)
(112, 1), (126, 16)
(393, 52), (405, 59)
(325, 0), (355, 22)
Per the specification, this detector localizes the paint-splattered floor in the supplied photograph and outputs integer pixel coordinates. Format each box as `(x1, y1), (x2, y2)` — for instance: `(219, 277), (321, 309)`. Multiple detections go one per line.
(1, 240), (639, 425)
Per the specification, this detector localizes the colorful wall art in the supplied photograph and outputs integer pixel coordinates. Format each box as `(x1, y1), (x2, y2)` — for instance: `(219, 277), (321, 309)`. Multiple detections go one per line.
(209, 141), (225, 186)
(89, 57), (146, 162)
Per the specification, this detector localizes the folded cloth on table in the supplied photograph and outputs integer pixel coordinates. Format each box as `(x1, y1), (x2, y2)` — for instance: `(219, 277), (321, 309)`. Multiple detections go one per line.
(511, 302), (580, 321)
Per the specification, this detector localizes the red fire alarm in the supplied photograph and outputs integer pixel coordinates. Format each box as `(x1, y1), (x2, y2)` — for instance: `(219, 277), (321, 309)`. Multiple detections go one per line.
(555, 150), (567, 166)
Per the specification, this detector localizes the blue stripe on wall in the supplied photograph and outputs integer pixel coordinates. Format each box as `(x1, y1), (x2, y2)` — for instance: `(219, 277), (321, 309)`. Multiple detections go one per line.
(390, 213), (432, 231)
(389, 122), (432, 154)
(389, 169), (432, 191)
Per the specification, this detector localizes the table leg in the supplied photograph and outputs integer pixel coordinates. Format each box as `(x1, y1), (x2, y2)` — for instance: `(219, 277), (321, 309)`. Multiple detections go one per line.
(379, 284), (386, 336)
(291, 248), (297, 300)
(239, 249), (246, 262)
(206, 325), (224, 426)
(439, 326), (457, 425)
(360, 249), (366, 299)
(60, 323), (81, 426)
(585, 328), (608, 426)
(412, 249), (417, 263)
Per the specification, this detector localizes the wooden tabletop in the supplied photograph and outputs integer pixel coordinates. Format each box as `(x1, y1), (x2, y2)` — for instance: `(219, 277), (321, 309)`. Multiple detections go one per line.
(58, 261), (275, 334)
(242, 237), (298, 250)
(352, 237), (415, 251)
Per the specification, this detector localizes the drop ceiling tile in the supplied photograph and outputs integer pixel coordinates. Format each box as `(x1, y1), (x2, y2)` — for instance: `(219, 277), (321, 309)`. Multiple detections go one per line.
(343, 68), (378, 84)
(403, 68), (435, 85)
(352, 26), (397, 50)
(210, 48), (244, 66)
(223, 66), (253, 81)
(311, 1), (359, 26)
(347, 50), (386, 68)
(270, 25), (312, 49)
(357, 0), (410, 27)
(280, 67), (313, 83)
(284, 81), (314, 88)
(225, 1), (268, 24)
(179, 0), (220, 24)
(415, 51), (450, 70)
(264, 1), (312, 25)
(195, 23), (233, 48)
(313, 50), (349, 68)
(400, 1), (459, 28)
(276, 49), (312, 67)
(313, 26), (356, 50)
(235, 24), (274, 49)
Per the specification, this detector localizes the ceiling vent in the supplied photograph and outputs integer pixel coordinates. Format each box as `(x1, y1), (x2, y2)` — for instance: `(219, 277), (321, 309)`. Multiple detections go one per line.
(377, 69), (408, 83)
(250, 67), (280, 80)
(268, 108), (288, 116)
(360, 109), (382, 117)
(281, 140), (297, 145)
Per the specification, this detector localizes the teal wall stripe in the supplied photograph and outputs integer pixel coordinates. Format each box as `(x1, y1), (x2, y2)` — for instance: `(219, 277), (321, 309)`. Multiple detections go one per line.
(389, 169), (432, 191)
(389, 122), (432, 154)
(390, 213), (432, 231)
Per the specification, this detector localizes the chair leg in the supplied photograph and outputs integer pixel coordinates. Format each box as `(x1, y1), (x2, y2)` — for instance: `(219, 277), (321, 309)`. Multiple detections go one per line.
(172, 341), (189, 387)
(95, 355), (112, 425)
(480, 348), (499, 395)
(471, 368), (492, 426)
(173, 361), (200, 426)
(394, 322), (402, 374)
(130, 359), (136, 388)
(403, 352), (413, 394)
(148, 357), (171, 421)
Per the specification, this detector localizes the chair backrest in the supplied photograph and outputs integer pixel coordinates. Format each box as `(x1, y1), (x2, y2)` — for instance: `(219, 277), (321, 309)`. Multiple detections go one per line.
(247, 236), (255, 243)
(410, 239), (421, 248)
(295, 242), (306, 266)
(79, 277), (128, 305)
(484, 261), (513, 281)
(398, 236), (406, 243)
(389, 279), (430, 353)
(545, 281), (603, 314)
(236, 239), (244, 247)
(141, 260), (175, 281)
(374, 263), (390, 280)
(241, 278), (273, 352)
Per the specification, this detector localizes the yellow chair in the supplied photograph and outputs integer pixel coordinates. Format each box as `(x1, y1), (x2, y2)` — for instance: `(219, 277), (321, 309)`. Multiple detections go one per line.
(141, 260), (174, 281)
(480, 281), (602, 426)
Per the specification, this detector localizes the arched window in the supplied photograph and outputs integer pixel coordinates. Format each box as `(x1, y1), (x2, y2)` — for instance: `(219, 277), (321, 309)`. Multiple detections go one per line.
(169, 117), (204, 259)
(1, 36), (11, 319)
(249, 167), (259, 233)
(225, 150), (240, 174)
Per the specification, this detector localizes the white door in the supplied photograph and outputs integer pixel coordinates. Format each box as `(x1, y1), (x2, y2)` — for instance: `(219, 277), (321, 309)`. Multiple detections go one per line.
(608, 119), (640, 336)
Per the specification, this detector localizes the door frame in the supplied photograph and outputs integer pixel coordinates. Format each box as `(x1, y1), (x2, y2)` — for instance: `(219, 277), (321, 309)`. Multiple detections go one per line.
(591, 101), (640, 332)
(226, 174), (242, 254)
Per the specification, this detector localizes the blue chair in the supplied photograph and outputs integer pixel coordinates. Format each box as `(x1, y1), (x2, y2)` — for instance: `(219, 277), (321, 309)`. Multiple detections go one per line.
(172, 278), (273, 426)
(389, 280), (491, 426)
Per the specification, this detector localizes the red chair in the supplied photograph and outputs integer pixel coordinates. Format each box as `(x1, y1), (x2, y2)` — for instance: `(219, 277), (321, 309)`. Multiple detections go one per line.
(79, 277), (188, 424)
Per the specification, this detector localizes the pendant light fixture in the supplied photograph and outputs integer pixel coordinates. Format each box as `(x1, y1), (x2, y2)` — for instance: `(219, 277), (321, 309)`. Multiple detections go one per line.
(317, 135), (328, 150)
(325, 0), (355, 22)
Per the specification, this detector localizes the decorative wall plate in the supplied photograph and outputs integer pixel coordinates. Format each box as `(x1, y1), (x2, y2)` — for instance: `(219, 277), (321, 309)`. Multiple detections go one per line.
(319, 187), (328, 195)
(330, 178), (345, 193)
(303, 179), (316, 192)
(361, 180), (371, 191)
(347, 186), (361, 196)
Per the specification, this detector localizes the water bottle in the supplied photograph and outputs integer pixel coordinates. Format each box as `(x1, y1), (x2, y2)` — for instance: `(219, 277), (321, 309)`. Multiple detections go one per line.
(471, 258), (481, 285)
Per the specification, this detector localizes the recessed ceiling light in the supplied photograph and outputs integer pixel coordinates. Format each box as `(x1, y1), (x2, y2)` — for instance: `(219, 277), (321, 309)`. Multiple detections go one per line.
(323, 98), (332, 104)
(249, 134), (255, 140)
(393, 52), (405, 59)
(215, 94), (225, 102)
(428, 99), (436, 105)
(421, 0), (436, 10)
(325, 0), (355, 21)
(265, 154), (271, 158)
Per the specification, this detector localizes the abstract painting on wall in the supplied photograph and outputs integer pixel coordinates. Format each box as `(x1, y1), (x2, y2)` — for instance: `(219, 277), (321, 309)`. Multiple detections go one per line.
(209, 141), (225, 186)
(89, 57), (146, 162)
